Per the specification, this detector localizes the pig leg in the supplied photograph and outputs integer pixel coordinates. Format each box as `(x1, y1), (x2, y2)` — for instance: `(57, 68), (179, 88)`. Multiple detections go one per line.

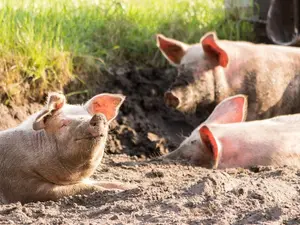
(18, 183), (105, 203)
(80, 179), (136, 190)
(92, 181), (136, 190)
(28, 181), (134, 203)
(51, 183), (108, 199)
(50, 181), (133, 198)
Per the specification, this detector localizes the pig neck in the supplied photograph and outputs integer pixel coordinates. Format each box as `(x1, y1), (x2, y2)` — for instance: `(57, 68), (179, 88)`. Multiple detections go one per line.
(0, 128), (98, 185)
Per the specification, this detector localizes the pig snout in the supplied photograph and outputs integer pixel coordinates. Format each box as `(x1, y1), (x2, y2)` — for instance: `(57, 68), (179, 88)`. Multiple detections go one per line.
(88, 114), (107, 137)
(164, 91), (180, 108)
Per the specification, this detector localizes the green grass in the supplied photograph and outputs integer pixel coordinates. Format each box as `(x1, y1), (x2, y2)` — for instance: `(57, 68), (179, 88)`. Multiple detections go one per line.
(0, 0), (254, 103)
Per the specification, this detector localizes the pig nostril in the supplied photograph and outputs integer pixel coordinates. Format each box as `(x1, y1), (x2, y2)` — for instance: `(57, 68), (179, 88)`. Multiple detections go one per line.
(89, 114), (105, 127)
(164, 91), (180, 108)
(90, 115), (99, 127)
(90, 120), (97, 127)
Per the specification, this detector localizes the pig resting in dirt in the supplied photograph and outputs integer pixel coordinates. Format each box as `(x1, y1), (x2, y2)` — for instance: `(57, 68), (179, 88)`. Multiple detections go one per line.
(0, 92), (132, 204)
(157, 32), (300, 120)
(162, 95), (300, 169)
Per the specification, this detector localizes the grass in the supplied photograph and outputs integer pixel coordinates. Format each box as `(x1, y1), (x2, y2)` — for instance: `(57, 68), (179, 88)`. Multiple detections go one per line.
(0, 0), (254, 104)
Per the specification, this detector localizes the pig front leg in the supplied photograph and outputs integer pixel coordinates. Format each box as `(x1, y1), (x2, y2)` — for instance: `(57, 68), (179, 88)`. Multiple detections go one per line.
(16, 183), (106, 203)
(50, 180), (134, 200)
(51, 182), (108, 199)
(91, 180), (135, 190)
(22, 180), (135, 203)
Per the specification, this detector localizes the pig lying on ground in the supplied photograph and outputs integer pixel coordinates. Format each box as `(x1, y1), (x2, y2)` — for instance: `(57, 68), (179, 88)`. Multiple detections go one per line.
(162, 95), (300, 169)
(0, 92), (133, 204)
(157, 32), (300, 120)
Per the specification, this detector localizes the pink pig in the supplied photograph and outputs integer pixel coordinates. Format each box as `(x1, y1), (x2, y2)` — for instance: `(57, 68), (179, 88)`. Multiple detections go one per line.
(162, 95), (300, 169)
(0, 92), (134, 203)
(157, 32), (300, 120)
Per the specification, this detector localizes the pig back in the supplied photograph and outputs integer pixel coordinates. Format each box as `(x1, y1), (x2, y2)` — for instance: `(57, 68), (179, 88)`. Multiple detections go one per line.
(222, 42), (300, 120)
(209, 121), (300, 168)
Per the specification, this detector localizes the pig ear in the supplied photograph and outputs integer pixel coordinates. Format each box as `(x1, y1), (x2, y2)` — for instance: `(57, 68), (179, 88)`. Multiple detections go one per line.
(205, 95), (247, 124)
(199, 125), (220, 169)
(33, 92), (66, 130)
(85, 93), (125, 122)
(156, 34), (188, 66)
(200, 32), (228, 67)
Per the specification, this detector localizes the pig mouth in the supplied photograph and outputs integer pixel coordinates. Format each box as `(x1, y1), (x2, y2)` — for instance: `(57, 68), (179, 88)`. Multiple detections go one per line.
(177, 103), (197, 114)
(75, 134), (104, 141)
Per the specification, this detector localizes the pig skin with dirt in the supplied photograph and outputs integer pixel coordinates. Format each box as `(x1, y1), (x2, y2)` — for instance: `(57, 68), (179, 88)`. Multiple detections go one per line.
(163, 95), (300, 169)
(157, 32), (300, 120)
(0, 92), (133, 204)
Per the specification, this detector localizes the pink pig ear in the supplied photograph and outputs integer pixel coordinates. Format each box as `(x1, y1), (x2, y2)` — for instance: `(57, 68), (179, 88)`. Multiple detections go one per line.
(205, 95), (248, 124)
(200, 32), (228, 67)
(199, 125), (220, 169)
(33, 92), (66, 130)
(85, 93), (125, 122)
(156, 34), (188, 66)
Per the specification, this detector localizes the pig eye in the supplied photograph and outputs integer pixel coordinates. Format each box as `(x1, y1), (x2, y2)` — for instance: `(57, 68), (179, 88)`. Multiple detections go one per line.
(60, 123), (67, 128)
(43, 114), (52, 123)
(191, 140), (197, 145)
(60, 120), (70, 128)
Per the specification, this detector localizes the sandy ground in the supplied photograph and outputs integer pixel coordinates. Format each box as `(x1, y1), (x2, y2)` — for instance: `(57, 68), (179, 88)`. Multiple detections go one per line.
(0, 67), (299, 224)
(0, 155), (299, 224)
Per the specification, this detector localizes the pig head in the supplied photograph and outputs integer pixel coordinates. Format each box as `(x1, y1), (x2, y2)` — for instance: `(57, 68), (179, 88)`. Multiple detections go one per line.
(157, 32), (300, 120)
(163, 95), (247, 168)
(162, 95), (300, 169)
(0, 92), (133, 203)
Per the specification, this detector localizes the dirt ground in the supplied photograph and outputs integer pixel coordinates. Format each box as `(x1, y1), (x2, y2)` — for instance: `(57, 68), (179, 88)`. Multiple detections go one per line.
(0, 67), (299, 224)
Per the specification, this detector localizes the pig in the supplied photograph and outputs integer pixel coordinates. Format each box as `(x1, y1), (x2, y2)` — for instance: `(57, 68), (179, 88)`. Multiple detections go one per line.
(0, 92), (134, 204)
(157, 32), (300, 120)
(162, 95), (300, 169)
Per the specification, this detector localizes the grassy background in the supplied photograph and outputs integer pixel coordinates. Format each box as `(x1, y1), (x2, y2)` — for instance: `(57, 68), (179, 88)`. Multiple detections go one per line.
(0, 0), (254, 104)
